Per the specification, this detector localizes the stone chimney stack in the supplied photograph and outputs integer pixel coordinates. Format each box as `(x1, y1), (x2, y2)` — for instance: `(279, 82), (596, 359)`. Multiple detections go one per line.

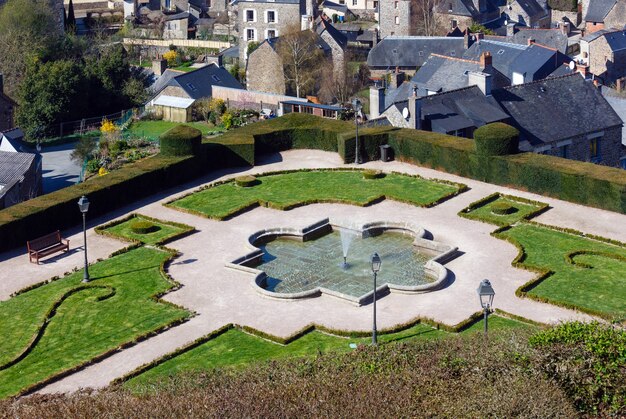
(616, 77), (625, 93)
(468, 71), (492, 96)
(527, 38), (535, 45)
(389, 70), (406, 89)
(369, 84), (386, 119)
(152, 59), (167, 76)
(576, 63), (589, 78)
(506, 22), (516, 37)
(463, 29), (472, 49)
(560, 20), (570, 35)
(408, 85), (422, 130)
(480, 51), (492, 70)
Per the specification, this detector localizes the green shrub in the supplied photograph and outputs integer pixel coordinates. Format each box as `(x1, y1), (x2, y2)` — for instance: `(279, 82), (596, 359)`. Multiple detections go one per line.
(548, 0), (577, 11)
(474, 123), (519, 156)
(160, 125), (202, 156)
(235, 175), (258, 187)
(338, 127), (394, 163)
(490, 202), (517, 215)
(529, 322), (626, 414)
(130, 220), (160, 234)
(362, 170), (383, 179)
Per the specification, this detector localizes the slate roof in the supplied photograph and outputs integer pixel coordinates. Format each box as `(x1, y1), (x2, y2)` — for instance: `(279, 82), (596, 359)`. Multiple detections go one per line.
(435, 0), (499, 17)
(463, 40), (557, 81)
(547, 62), (577, 78)
(511, 28), (568, 53)
(585, 0), (617, 22)
(384, 82), (428, 110)
(581, 28), (615, 42)
(316, 18), (347, 49)
(0, 128), (32, 153)
(412, 55), (483, 92)
(367, 36), (467, 68)
(0, 151), (35, 186)
(164, 11), (189, 21)
(604, 30), (626, 51)
(513, 0), (547, 20)
(150, 63), (243, 101)
(322, 0), (348, 13)
(419, 86), (510, 132)
(491, 74), (623, 148)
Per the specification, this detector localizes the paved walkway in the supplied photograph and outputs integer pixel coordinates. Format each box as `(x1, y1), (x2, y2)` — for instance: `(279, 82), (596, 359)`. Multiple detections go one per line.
(0, 150), (623, 394)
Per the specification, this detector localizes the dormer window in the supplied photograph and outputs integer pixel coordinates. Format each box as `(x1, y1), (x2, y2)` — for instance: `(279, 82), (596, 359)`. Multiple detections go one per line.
(212, 75), (221, 82)
(186, 83), (197, 91)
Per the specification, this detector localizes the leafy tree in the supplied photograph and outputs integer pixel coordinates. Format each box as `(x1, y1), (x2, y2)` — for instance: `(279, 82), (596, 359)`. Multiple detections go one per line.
(276, 25), (324, 98)
(0, 0), (59, 97)
(16, 59), (89, 138)
(70, 136), (97, 165)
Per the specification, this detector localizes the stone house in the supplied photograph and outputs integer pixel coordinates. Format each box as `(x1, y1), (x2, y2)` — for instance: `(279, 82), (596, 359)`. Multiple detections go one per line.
(379, 0), (412, 38)
(503, 0), (550, 28)
(162, 12), (190, 39)
(337, 0), (378, 19)
(148, 64), (243, 121)
(246, 20), (347, 95)
(434, 0), (501, 31)
(579, 29), (626, 84)
(584, 0), (626, 34)
(491, 74), (624, 166)
(370, 83), (510, 137)
(233, 0), (316, 63)
(0, 75), (16, 133)
(0, 129), (42, 209)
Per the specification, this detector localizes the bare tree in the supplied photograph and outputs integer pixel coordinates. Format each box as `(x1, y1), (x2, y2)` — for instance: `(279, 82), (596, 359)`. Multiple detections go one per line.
(276, 24), (324, 98)
(319, 55), (362, 105)
(411, 0), (445, 36)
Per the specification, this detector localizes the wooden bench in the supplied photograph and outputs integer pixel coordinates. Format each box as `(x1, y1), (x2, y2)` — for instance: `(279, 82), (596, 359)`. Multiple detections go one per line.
(27, 231), (70, 264)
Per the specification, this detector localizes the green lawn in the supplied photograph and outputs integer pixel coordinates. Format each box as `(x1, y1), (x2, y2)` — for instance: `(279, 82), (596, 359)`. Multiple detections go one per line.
(0, 247), (190, 398)
(98, 215), (193, 245)
(168, 170), (463, 220)
(126, 120), (224, 140)
(124, 316), (532, 391)
(461, 194), (547, 226)
(498, 223), (626, 318)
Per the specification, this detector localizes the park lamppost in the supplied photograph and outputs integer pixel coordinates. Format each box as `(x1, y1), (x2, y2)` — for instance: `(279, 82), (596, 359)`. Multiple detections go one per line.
(78, 195), (90, 283)
(371, 252), (381, 345)
(477, 279), (495, 335)
(352, 98), (362, 164)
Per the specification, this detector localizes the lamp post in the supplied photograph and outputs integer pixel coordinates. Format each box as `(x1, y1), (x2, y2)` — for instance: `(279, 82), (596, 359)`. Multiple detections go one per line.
(352, 98), (362, 164)
(78, 195), (90, 283)
(477, 279), (495, 336)
(371, 252), (381, 345)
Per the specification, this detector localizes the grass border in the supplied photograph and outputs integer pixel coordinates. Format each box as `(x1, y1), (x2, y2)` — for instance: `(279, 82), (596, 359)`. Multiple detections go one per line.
(458, 192), (550, 227)
(112, 309), (537, 387)
(164, 168), (468, 221)
(94, 213), (196, 246)
(2, 245), (196, 400)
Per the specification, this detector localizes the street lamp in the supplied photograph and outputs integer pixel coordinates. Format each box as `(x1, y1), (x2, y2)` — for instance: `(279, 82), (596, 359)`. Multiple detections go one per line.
(371, 252), (381, 345)
(477, 279), (495, 335)
(78, 195), (90, 283)
(352, 98), (362, 164)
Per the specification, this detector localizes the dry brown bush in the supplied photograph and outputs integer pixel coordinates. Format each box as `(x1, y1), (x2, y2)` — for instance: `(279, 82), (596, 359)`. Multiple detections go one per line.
(0, 332), (580, 418)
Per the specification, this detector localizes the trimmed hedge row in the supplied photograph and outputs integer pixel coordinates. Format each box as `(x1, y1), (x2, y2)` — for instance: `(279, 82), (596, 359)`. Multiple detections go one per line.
(160, 125), (202, 157)
(473, 122), (519, 156)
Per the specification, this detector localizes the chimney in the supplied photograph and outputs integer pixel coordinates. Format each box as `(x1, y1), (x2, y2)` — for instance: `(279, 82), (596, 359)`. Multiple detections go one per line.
(408, 85), (422, 130)
(0, 73), (3, 94)
(480, 51), (492, 70)
(560, 20), (570, 36)
(463, 30), (472, 49)
(617, 77), (626, 93)
(373, 29), (379, 47)
(369, 84), (385, 119)
(468, 71), (492, 96)
(475, 32), (484, 40)
(527, 38), (535, 45)
(152, 59), (167, 76)
(576, 63), (589, 77)
(506, 22), (516, 37)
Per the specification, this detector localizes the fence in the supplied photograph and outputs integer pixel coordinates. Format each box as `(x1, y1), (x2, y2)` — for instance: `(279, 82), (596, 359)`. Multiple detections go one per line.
(44, 107), (143, 140)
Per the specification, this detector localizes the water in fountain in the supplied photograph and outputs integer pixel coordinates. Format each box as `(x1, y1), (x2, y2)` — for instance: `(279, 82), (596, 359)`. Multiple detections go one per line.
(339, 227), (358, 269)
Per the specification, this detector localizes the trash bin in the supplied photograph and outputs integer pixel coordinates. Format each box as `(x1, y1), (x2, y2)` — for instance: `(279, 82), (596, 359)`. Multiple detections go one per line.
(380, 144), (392, 162)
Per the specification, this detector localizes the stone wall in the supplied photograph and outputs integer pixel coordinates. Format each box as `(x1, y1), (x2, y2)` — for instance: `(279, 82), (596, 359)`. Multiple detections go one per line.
(160, 86), (191, 98)
(237, 0), (302, 62)
(537, 126), (623, 167)
(589, 36), (626, 83)
(211, 85), (306, 111)
(319, 29), (345, 77)
(508, 1), (550, 27)
(379, 0), (411, 38)
(550, 9), (580, 26)
(246, 42), (286, 94)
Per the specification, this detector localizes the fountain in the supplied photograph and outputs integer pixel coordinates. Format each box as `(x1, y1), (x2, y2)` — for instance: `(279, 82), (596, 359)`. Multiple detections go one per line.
(227, 219), (457, 305)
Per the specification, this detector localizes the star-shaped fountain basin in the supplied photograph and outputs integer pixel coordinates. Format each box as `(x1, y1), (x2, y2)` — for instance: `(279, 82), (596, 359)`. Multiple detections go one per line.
(227, 219), (458, 306)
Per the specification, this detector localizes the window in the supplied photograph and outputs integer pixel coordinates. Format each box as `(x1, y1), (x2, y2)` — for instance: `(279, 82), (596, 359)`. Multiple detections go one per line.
(211, 74), (221, 82)
(590, 138), (601, 159)
(395, 16), (399, 24)
(266, 29), (276, 38)
(303, 106), (313, 114)
(266, 10), (276, 23)
(448, 3), (452, 11)
(451, 19), (457, 28)
(559, 144), (568, 158)
(245, 9), (255, 22)
(373, 1), (378, 8)
(352, 0), (357, 5)
(246, 28), (256, 41)
(186, 83), (197, 91)
(323, 109), (335, 118)
(394, 1), (398, 8)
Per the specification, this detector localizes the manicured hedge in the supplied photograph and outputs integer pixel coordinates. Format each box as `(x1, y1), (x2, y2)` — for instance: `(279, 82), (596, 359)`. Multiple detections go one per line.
(235, 175), (258, 187)
(474, 123), (519, 156)
(130, 220), (159, 234)
(160, 125), (202, 156)
(0, 155), (202, 252)
(338, 126), (396, 163)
